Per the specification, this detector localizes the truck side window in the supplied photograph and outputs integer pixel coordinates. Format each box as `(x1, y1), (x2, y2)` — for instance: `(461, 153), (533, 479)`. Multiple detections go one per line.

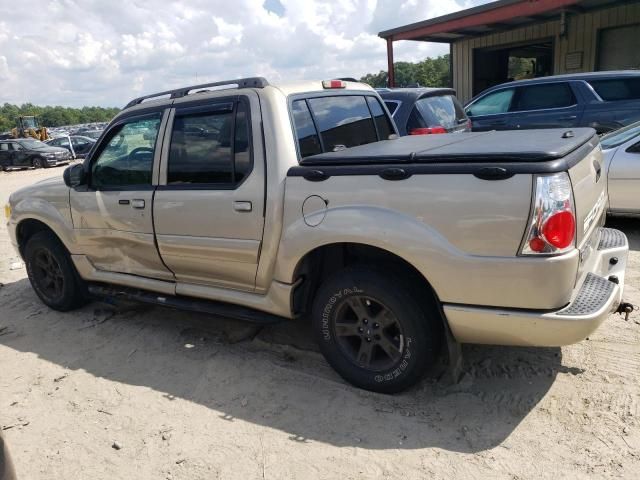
(168, 101), (251, 186)
(292, 100), (322, 158)
(91, 116), (161, 189)
(307, 96), (377, 152)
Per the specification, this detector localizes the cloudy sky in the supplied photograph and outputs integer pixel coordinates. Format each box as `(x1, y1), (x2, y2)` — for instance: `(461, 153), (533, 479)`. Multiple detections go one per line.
(0, 0), (488, 107)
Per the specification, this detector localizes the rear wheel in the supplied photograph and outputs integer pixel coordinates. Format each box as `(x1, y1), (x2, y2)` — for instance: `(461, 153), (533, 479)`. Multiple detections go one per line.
(24, 231), (88, 311)
(311, 266), (441, 393)
(31, 157), (44, 169)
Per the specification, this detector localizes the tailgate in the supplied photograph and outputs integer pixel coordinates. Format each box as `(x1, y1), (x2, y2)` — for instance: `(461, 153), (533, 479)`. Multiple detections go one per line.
(567, 137), (607, 249)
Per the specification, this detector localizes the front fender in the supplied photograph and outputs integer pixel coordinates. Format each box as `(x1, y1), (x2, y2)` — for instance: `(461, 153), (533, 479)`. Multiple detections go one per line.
(9, 195), (77, 254)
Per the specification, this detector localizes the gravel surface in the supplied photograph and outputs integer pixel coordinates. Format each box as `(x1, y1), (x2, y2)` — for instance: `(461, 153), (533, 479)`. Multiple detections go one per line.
(1, 167), (639, 479)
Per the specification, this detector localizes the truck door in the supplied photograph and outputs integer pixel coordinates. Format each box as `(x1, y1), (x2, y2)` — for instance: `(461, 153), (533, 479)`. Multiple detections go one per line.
(69, 110), (174, 281)
(153, 93), (265, 292)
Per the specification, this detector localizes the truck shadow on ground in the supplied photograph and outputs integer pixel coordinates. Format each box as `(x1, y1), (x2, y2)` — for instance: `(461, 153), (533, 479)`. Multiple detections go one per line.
(0, 279), (578, 454)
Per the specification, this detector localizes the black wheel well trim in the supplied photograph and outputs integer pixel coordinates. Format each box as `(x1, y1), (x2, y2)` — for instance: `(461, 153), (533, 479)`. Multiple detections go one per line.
(291, 242), (446, 327)
(16, 219), (60, 257)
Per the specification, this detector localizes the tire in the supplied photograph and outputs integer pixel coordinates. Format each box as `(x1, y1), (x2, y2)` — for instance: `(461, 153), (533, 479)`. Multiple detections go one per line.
(311, 266), (441, 393)
(24, 231), (88, 311)
(31, 157), (44, 169)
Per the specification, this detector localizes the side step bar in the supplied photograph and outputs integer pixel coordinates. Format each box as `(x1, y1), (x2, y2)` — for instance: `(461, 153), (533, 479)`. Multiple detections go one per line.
(88, 284), (286, 325)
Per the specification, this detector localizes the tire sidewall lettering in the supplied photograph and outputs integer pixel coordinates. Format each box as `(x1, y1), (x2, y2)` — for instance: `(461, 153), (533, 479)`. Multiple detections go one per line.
(321, 287), (363, 341)
(374, 336), (413, 383)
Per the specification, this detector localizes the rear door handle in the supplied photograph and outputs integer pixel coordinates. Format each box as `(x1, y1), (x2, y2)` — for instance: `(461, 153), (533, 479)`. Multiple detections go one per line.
(131, 199), (145, 209)
(559, 115), (577, 120)
(234, 201), (252, 212)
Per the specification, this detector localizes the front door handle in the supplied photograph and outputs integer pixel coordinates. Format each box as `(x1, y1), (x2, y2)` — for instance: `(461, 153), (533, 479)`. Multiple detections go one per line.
(131, 199), (145, 209)
(234, 201), (252, 212)
(559, 115), (577, 121)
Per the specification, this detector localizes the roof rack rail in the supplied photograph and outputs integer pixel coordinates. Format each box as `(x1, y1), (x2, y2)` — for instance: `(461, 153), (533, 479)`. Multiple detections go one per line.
(123, 77), (270, 109)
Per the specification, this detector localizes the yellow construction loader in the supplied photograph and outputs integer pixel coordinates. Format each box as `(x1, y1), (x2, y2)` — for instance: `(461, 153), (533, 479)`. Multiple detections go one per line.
(11, 115), (50, 141)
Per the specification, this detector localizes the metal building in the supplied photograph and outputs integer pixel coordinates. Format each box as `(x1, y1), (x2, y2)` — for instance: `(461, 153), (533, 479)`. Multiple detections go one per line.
(379, 0), (640, 103)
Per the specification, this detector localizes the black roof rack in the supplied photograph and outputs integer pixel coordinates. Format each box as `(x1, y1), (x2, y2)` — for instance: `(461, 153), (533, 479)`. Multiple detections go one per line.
(123, 77), (270, 109)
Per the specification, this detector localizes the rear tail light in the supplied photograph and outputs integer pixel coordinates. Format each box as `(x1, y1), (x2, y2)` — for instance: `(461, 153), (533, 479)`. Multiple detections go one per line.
(521, 172), (576, 255)
(322, 80), (347, 89)
(409, 126), (447, 135)
(466, 119), (472, 131)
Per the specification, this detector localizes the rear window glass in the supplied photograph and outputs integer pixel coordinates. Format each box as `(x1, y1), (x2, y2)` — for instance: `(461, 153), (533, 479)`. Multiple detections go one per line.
(512, 83), (575, 111)
(367, 96), (394, 141)
(589, 78), (640, 101)
(600, 121), (640, 149)
(408, 95), (466, 130)
(307, 96), (377, 152)
(291, 95), (393, 158)
(291, 100), (322, 158)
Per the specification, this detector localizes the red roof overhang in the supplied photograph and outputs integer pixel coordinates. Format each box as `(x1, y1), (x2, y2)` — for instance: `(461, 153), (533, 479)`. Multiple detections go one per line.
(380, 0), (581, 42)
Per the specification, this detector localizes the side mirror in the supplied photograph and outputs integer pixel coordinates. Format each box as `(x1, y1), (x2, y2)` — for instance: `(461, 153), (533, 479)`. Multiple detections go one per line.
(63, 163), (86, 188)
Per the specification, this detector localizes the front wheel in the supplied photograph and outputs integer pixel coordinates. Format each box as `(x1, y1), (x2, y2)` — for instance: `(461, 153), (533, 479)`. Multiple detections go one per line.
(24, 231), (88, 311)
(31, 157), (44, 169)
(311, 266), (441, 393)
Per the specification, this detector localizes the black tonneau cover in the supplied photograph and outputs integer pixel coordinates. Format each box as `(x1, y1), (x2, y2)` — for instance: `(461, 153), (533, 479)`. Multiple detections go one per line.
(299, 128), (597, 166)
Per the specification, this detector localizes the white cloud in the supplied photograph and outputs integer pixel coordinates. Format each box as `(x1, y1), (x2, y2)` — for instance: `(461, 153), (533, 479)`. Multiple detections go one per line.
(0, 0), (489, 107)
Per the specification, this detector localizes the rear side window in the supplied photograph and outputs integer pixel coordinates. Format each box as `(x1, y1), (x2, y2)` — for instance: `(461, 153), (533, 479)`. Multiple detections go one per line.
(0, 143), (8, 151)
(168, 102), (251, 186)
(589, 78), (640, 101)
(408, 95), (466, 130)
(466, 88), (514, 116)
(292, 95), (393, 158)
(384, 100), (400, 116)
(512, 83), (575, 111)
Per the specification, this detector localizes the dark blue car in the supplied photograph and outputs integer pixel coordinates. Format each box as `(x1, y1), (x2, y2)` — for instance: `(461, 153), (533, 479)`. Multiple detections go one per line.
(464, 71), (640, 134)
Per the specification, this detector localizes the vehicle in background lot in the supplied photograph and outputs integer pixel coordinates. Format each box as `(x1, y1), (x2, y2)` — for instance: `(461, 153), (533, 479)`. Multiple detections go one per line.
(600, 121), (640, 215)
(465, 71), (640, 134)
(0, 138), (71, 170)
(10, 115), (50, 141)
(74, 129), (103, 140)
(378, 88), (471, 135)
(6, 77), (629, 393)
(46, 135), (96, 159)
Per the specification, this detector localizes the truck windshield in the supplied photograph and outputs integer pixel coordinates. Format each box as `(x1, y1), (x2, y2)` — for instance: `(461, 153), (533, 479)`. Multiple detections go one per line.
(291, 95), (394, 158)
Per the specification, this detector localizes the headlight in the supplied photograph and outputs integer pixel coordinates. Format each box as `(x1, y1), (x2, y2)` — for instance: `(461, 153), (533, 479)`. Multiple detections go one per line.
(4, 203), (11, 220)
(45, 152), (56, 157)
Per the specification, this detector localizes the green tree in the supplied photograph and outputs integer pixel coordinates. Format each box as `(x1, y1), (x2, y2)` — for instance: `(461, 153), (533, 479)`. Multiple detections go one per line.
(360, 54), (451, 88)
(0, 103), (120, 132)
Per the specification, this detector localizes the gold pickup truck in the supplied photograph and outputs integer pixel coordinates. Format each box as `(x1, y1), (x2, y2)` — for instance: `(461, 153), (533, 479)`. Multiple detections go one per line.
(5, 78), (629, 393)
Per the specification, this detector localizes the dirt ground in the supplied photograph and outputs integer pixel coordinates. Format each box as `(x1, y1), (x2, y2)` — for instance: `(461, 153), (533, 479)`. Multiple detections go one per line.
(1, 167), (639, 480)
